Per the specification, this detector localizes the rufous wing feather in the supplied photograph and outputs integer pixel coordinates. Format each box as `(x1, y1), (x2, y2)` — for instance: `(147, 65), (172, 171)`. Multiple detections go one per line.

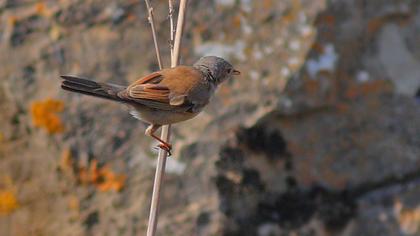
(128, 72), (163, 88)
(128, 84), (170, 103)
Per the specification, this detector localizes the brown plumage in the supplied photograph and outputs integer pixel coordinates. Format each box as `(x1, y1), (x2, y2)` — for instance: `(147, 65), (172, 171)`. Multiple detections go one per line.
(60, 56), (240, 154)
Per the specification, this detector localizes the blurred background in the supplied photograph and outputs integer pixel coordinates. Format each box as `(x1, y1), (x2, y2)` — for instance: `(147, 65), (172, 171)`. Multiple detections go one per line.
(0, 0), (420, 235)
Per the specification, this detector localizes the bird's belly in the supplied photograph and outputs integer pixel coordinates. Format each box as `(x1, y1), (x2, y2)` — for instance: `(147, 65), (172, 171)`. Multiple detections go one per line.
(130, 107), (198, 125)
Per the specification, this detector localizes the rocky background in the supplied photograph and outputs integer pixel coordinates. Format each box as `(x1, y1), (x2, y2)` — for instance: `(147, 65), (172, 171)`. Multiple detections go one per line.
(0, 0), (419, 235)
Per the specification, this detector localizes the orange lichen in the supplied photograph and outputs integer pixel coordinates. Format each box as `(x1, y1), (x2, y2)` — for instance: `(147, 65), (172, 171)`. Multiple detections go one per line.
(68, 195), (80, 211)
(78, 160), (126, 192)
(31, 98), (65, 134)
(96, 165), (126, 192)
(231, 15), (241, 28)
(59, 149), (74, 178)
(35, 2), (46, 14)
(394, 200), (420, 235)
(0, 176), (19, 215)
(35, 2), (53, 18)
(7, 16), (17, 26)
(0, 190), (19, 214)
(263, 0), (274, 10)
(126, 13), (137, 22)
(282, 0), (301, 23)
(60, 149), (73, 169)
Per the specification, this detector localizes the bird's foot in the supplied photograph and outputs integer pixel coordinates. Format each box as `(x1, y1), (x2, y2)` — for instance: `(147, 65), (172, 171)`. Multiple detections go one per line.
(156, 143), (172, 156)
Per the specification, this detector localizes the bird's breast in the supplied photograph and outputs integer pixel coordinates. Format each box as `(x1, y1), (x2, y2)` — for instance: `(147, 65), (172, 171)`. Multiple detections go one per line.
(129, 106), (199, 125)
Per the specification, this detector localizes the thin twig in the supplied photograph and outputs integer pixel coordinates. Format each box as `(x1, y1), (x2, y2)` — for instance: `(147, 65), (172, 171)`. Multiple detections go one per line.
(168, 0), (175, 62)
(172, 0), (188, 66)
(144, 0), (163, 69)
(146, 1), (189, 236)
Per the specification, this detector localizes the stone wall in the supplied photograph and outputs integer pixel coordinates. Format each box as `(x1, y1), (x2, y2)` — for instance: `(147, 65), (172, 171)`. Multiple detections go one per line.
(0, 0), (419, 235)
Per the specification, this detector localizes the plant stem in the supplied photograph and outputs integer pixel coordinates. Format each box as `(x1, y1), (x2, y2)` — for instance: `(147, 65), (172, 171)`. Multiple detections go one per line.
(168, 0), (175, 62)
(172, 0), (187, 66)
(144, 0), (163, 69)
(146, 1), (188, 236)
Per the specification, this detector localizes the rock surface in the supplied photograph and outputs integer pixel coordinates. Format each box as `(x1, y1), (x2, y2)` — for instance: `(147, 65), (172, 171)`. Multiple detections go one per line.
(0, 0), (419, 235)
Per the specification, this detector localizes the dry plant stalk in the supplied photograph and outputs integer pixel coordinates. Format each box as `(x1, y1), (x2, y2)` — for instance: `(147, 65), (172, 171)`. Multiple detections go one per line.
(168, 0), (175, 62)
(144, 0), (163, 69)
(145, 0), (189, 236)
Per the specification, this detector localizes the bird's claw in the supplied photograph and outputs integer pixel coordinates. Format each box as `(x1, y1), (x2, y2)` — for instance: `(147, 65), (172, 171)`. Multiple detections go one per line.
(156, 143), (172, 156)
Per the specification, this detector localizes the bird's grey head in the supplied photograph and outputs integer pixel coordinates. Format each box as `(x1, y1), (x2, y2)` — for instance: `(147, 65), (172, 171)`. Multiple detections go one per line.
(193, 56), (240, 85)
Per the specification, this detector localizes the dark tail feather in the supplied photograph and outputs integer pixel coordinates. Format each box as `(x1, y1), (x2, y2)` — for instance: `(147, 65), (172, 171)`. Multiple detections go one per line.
(60, 75), (126, 103)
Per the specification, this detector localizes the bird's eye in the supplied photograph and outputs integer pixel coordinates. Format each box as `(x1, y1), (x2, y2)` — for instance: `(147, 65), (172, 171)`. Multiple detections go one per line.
(227, 69), (232, 73)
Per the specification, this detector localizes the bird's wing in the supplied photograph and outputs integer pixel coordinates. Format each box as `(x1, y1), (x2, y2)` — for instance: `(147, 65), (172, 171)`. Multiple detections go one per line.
(128, 84), (170, 103)
(124, 71), (191, 111)
(130, 72), (163, 85)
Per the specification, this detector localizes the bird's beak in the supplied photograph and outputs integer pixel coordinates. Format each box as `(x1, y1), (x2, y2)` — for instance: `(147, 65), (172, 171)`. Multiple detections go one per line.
(232, 69), (241, 75)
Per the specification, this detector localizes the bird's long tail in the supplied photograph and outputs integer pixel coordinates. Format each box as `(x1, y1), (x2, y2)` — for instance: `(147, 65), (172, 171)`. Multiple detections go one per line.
(60, 75), (127, 102)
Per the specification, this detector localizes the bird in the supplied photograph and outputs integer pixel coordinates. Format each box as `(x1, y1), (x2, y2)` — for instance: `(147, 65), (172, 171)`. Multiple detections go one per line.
(59, 56), (240, 155)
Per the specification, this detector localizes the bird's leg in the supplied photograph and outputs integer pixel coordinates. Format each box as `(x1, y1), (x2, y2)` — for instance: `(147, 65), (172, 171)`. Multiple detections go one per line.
(145, 124), (172, 155)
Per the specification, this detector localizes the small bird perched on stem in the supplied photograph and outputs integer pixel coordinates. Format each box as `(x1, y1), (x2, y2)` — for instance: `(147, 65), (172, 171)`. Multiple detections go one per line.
(59, 56), (240, 155)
